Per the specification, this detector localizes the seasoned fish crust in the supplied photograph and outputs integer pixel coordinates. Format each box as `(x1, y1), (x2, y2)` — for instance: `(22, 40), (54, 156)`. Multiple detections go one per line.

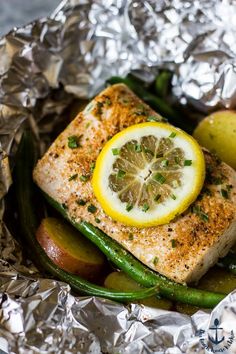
(33, 84), (236, 284)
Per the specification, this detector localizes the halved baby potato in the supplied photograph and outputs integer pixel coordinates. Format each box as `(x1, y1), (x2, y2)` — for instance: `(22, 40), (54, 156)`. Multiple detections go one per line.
(36, 217), (106, 282)
(104, 271), (172, 309)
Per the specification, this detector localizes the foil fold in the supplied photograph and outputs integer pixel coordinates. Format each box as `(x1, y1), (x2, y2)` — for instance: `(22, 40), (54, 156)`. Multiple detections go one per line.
(1, 0), (236, 353)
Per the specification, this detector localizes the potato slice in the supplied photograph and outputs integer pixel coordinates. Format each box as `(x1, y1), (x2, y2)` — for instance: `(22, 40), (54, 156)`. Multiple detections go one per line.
(104, 271), (172, 309)
(36, 217), (106, 282)
(193, 110), (236, 169)
(176, 267), (236, 315)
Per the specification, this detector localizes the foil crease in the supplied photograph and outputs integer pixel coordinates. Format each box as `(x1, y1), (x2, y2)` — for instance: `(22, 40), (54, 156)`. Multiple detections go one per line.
(1, 0), (236, 353)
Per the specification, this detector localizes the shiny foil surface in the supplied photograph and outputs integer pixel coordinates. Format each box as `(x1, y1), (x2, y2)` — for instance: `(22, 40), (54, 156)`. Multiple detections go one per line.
(1, 0), (236, 353)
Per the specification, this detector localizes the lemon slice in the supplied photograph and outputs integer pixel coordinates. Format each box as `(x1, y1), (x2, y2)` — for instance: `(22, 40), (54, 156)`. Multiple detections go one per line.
(92, 122), (205, 227)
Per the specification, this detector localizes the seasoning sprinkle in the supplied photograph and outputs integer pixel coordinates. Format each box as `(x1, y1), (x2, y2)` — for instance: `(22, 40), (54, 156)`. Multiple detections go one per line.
(87, 204), (97, 213)
(68, 173), (78, 181)
(154, 173), (166, 184)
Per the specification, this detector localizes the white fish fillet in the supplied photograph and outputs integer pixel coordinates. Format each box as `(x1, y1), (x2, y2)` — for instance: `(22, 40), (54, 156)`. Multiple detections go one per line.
(33, 84), (236, 284)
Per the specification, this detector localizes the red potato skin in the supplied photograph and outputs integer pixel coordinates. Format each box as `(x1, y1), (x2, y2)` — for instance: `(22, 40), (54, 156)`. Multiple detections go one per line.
(36, 222), (106, 282)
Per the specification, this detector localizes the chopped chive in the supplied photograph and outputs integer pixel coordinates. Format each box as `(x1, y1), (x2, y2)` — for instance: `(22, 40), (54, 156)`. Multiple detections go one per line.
(153, 256), (159, 266)
(128, 233), (134, 240)
(96, 101), (103, 115)
(135, 144), (142, 153)
(184, 160), (192, 166)
(171, 194), (177, 200)
(171, 239), (177, 248)
(221, 189), (229, 199)
(117, 169), (126, 178)
(169, 132), (177, 138)
(142, 203), (150, 212)
(68, 173), (78, 181)
(154, 173), (166, 184)
(192, 205), (209, 222)
(112, 148), (120, 156)
(174, 157), (180, 165)
(154, 194), (161, 202)
(105, 96), (111, 106)
(68, 135), (81, 149)
(146, 115), (161, 122)
(126, 203), (133, 212)
(90, 162), (95, 171)
(95, 217), (101, 223)
(212, 177), (223, 185)
(87, 204), (97, 213)
(76, 199), (87, 206)
(80, 175), (89, 182)
(62, 203), (68, 210)
(161, 159), (169, 167)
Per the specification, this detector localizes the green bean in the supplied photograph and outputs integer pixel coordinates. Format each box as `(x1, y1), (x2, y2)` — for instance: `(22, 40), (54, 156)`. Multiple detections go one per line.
(13, 131), (158, 302)
(44, 193), (225, 308)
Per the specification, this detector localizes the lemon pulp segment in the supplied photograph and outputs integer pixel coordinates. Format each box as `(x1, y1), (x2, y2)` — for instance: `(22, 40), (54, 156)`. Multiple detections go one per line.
(92, 122), (205, 227)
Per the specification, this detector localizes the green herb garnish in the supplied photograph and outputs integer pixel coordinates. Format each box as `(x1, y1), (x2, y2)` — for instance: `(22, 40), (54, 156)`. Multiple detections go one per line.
(68, 173), (78, 181)
(135, 144), (142, 153)
(68, 135), (81, 149)
(146, 115), (161, 122)
(221, 189), (229, 199)
(95, 218), (101, 223)
(171, 194), (176, 200)
(154, 173), (166, 184)
(87, 204), (97, 213)
(126, 203), (133, 212)
(90, 162), (95, 172)
(76, 199), (87, 206)
(153, 257), (159, 266)
(184, 160), (192, 166)
(117, 169), (126, 178)
(154, 194), (161, 202)
(142, 203), (150, 212)
(80, 175), (89, 182)
(112, 148), (120, 156)
(161, 159), (169, 167)
(171, 239), (177, 248)
(192, 205), (209, 222)
(169, 132), (177, 138)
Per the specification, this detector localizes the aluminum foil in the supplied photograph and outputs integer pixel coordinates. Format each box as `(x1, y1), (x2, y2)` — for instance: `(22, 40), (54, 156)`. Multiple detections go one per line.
(1, 0), (236, 353)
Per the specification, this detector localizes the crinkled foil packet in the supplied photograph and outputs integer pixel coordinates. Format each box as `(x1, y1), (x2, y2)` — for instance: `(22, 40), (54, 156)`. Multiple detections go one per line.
(1, 0), (236, 353)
